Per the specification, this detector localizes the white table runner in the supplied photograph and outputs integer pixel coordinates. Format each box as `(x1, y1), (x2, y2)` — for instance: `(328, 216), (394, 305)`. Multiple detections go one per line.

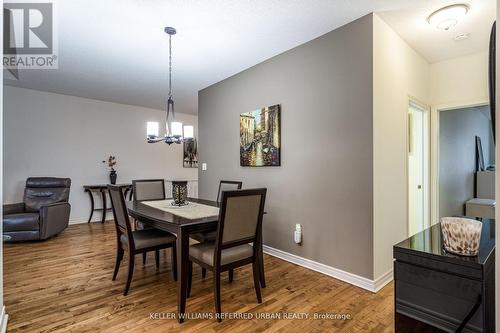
(142, 200), (220, 220)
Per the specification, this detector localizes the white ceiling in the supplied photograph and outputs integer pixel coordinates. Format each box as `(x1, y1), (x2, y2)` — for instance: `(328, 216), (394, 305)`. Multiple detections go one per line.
(4, 0), (495, 114)
(379, 0), (496, 63)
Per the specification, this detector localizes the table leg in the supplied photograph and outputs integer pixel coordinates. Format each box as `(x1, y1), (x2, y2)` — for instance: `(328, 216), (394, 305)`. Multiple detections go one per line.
(176, 229), (189, 323)
(86, 189), (95, 223)
(101, 190), (107, 223)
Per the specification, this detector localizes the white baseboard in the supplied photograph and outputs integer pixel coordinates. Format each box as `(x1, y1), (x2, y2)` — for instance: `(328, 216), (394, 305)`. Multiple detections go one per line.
(373, 268), (393, 292)
(262, 245), (393, 293)
(69, 216), (113, 225)
(0, 306), (8, 333)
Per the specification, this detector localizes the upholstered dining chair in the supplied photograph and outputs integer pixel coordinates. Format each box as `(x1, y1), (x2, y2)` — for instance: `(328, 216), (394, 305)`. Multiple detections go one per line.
(187, 188), (266, 321)
(132, 179), (166, 202)
(132, 179), (173, 265)
(108, 185), (177, 296)
(191, 180), (242, 280)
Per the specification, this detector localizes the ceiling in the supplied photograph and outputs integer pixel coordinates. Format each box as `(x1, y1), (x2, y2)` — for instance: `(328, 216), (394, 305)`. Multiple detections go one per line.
(4, 0), (495, 114)
(379, 0), (496, 63)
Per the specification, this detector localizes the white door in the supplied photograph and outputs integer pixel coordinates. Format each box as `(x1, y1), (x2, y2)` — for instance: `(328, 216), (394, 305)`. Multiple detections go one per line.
(408, 102), (429, 236)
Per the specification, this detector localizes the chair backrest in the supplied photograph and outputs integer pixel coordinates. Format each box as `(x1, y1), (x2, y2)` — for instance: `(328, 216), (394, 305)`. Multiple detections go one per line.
(108, 185), (134, 245)
(217, 180), (243, 204)
(23, 177), (71, 212)
(132, 179), (165, 201)
(215, 188), (266, 263)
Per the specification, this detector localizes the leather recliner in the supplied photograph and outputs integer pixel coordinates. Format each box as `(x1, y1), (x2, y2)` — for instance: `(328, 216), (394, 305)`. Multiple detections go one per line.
(3, 177), (71, 241)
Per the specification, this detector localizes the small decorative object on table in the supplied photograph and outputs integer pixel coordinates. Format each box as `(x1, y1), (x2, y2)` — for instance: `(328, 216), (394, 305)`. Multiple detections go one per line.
(102, 155), (117, 184)
(441, 217), (482, 256)
(172, 181), (188, 206)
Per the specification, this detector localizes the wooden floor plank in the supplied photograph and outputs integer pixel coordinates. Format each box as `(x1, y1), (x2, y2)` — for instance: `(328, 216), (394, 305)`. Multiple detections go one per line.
(4, 222), (394, 332)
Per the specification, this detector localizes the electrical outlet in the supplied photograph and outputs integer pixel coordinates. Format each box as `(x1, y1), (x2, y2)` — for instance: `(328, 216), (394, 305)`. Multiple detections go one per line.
(202, 163), (207, 171)
(294, 224), (302, 244)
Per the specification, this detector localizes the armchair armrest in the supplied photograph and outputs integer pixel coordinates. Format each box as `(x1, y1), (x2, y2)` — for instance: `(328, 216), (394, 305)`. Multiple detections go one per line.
(39, 202), (71, 240)
(3, 202), (25, 215)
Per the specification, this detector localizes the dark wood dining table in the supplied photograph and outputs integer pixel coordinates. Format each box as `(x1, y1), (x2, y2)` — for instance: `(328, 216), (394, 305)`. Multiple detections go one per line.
(126, 197), (266, 323)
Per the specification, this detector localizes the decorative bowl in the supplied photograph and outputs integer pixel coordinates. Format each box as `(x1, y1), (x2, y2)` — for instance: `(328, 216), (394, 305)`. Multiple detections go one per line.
(441, 217), (482, 256)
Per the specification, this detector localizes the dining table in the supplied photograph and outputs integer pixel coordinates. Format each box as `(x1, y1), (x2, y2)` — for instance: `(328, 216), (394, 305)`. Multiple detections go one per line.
(126, 197), (266, 323)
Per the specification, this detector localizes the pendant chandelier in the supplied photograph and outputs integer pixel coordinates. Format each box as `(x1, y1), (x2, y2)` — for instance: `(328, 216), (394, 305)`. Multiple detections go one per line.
(146, 26), (193, 144)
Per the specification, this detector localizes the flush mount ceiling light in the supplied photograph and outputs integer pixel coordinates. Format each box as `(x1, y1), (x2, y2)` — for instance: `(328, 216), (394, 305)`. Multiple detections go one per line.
(427, 4), (469, 31)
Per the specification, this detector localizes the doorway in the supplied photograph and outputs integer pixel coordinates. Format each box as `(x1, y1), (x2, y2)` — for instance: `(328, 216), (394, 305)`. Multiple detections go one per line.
(408, 101), (430, 236)
(437, 104), (494, 219)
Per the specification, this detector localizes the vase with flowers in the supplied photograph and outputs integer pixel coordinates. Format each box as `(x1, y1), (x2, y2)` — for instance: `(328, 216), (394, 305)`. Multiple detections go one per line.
(102, 155), (117, 184)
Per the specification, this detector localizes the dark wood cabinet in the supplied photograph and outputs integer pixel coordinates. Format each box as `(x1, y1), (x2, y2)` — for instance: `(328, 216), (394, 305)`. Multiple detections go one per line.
(393, 219), (495, 332)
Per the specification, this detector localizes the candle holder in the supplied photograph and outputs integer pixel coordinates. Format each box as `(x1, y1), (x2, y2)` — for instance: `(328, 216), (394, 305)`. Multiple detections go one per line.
(172, 181), (188, 206)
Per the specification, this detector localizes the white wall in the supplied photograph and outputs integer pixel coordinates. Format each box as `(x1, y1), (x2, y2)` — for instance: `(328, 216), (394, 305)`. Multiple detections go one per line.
(3, 86), (198, 223)
(430, 52), (489, 107)
(373, 15), (490, 284)
(372, 14), (430, 280)
(429, 51), (489, 223)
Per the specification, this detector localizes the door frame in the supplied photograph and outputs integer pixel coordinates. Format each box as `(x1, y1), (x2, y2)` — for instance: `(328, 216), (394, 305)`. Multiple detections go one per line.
(407, 97), (431, 236)
(430, 99), (489, 225)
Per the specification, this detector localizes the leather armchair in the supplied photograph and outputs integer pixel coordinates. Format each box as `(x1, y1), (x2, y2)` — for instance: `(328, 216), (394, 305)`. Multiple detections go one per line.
(3, 177), (71, 241)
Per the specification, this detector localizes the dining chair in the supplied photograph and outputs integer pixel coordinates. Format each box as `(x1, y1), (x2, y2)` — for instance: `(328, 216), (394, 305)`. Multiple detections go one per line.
(190, 180), (243, 280)
(132, 179), (166, 202)
(132, 179), (172, 265)
(108, 184), (177, 296)
(187, 188), (266, 321)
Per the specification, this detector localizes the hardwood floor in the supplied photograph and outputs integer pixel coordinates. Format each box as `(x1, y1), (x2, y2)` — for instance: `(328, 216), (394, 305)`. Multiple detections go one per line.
(4, 223), (394, 332)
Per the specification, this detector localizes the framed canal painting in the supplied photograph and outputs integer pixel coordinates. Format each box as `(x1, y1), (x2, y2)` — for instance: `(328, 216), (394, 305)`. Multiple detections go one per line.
(240, 104), (281, 167)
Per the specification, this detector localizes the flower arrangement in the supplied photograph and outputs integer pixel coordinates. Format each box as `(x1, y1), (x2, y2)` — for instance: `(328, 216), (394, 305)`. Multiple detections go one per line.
(102, 155), (117, 172)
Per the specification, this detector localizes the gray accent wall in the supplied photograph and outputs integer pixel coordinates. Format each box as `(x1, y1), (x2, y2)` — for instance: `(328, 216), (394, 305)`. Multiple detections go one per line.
(198, 15), (374, 279)
(439, 105), (494, 217)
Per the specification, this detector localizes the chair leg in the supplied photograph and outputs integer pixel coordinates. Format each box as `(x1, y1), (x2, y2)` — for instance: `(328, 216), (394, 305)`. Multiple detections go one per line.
(202, 267), (207, 278)
(155, 250), (160, 269)
(252, 262), (262, 303)
(124, 253), (135, 296)
(187, 261), (193, 298)
(171, 245), (178, 281)
(214, 270), (222, 322)
(112, 247), (124, 281)
(142, 252), (147, 266)
(228, 269), (234, 283)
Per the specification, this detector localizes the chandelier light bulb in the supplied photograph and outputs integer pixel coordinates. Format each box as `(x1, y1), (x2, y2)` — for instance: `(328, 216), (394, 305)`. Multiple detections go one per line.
(146, 121), (159, 138)
(171, 122), (183, 138)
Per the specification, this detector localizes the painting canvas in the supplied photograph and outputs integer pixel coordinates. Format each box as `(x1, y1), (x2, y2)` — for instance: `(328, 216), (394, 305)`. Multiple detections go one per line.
(240, 104), (281, 167)
(183, 139), (198, 168)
